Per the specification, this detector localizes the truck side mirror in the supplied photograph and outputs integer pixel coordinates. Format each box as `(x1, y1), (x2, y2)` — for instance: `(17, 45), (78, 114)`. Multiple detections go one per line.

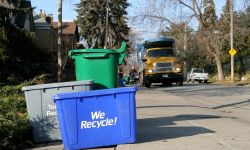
(138, 52), (142, 58)
(138, 51), (146, 61)
(175, 49), (180, 56)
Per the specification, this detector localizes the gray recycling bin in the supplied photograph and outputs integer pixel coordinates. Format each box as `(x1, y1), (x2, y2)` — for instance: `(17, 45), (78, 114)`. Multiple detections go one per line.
(22, 80), (93, 143)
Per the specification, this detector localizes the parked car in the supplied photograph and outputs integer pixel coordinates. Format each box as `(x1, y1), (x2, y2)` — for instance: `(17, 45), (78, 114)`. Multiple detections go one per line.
(187, 68), (208, 83)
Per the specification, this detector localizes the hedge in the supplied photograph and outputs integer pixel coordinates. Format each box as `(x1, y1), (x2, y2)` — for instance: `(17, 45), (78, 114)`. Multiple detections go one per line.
(0, 75), (48, 149)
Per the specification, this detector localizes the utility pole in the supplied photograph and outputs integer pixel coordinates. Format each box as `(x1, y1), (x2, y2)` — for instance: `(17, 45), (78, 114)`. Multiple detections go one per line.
(104, 0), (109, 49)
(57, 0), (62, 82)
(230, 0), (234, 83)
(183, 22), (187, 81)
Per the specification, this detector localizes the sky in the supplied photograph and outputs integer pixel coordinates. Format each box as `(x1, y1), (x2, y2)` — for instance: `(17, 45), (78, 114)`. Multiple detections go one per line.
(31, 0), (79, 21)
(31, 0), (247, 39)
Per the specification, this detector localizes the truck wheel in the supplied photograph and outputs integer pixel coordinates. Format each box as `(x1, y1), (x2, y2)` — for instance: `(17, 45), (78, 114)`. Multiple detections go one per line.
(199, 81), (202, 83)
(204, 80), (208, 83)
(177, 81), (183, 86)
(145, 82), (151, 88)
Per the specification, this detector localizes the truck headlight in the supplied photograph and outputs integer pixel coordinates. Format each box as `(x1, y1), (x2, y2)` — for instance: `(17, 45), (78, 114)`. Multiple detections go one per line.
(148, 69), (153, 73)
(176, 67), (181, 71)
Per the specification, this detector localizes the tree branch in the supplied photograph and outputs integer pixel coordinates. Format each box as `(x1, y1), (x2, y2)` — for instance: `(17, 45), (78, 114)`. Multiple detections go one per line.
(176, 0), (193, 10)
(176, 0), (204, 29)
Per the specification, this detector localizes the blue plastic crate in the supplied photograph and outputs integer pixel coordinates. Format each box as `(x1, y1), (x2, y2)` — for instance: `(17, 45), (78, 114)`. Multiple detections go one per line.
(53, 87), (137, 150)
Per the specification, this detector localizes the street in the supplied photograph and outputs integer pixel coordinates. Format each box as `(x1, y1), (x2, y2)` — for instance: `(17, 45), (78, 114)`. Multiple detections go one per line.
(118, 83), (250, 150)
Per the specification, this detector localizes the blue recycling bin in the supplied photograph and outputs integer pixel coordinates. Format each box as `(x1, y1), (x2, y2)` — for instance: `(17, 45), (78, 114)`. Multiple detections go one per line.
(53, 87), (137, 150)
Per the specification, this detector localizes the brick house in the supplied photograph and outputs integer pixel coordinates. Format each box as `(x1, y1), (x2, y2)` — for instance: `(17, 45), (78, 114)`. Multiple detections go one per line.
(53, 22), (79, 54)
(52, 22), (79, 80)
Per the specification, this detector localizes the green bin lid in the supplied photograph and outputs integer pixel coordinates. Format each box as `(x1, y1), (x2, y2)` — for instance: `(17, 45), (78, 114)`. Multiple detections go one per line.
(68, 41), (126, 56)
(68, 41), (126, 65)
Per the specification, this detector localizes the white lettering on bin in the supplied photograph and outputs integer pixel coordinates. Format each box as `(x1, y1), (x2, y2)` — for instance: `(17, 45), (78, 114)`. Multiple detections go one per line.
(46, 110), (57, 116)
(46, 104), (57, 117)
(80, 111), (118, 129)
(91, 111), (105, 119)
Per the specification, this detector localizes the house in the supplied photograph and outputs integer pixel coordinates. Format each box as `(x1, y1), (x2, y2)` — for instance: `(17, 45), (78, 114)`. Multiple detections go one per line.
(31, 10), (58, 79)
(53, 22), (80, 81)
(53, 22), (80, 53)
(0, 0), (34, 32)
(32, 10), (79, 80)
(33, 10), (57, 53)
(0, 1), (56, 52)
(33, 12), (79, 55)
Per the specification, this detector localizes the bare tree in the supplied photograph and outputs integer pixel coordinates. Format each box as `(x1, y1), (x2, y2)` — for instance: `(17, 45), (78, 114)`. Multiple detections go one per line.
(127, 30), (144, 67)
(174, 0), (225, 81)
(177, 0), (227, 81)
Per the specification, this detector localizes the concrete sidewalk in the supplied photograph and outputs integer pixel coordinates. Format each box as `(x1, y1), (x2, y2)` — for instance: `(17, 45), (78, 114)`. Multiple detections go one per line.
(26, 143), (115, 150)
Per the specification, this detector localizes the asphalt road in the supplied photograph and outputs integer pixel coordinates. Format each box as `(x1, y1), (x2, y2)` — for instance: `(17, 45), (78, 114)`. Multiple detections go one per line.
(145, 83), (250, 123)
(118, 83), (250, 150)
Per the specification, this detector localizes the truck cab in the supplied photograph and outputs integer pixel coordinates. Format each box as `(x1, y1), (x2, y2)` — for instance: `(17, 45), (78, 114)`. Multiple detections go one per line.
(138, 37), (184, 88)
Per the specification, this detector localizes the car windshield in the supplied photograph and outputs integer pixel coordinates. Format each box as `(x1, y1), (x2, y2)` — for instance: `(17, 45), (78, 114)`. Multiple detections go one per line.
(193, 69), (204, 73)
(148, 49), (175, 58)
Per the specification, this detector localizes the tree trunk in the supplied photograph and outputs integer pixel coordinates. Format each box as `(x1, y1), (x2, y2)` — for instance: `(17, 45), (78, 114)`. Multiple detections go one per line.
(57, 0), (62, 82)
(214, 53), (225, 81)
(202, 37), (225, 81)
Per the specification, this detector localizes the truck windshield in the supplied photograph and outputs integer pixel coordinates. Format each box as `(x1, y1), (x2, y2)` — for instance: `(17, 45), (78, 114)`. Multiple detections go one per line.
(193, 69), (204, 73)
(148, 49), (175, 58)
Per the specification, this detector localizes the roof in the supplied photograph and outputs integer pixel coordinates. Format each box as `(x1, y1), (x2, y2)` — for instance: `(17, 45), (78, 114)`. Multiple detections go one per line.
(15, 1), (32, 26)
(144, 37), (175, 49)
(4, 0), (34, 31)
(0, 0), (14, 8)
(53, 22), (77, 35)
(33, 13), (51, 29)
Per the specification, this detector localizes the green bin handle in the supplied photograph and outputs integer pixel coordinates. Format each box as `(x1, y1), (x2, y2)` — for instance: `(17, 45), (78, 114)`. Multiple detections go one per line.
(82, 53), (108, 58)
(68, 50), (108, 58)
(116, 41), (126, 65)
(68, 50), (84, 58)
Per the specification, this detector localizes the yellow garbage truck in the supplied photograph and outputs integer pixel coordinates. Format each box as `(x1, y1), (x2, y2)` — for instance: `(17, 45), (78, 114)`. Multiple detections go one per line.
(138, 37), (184, 88)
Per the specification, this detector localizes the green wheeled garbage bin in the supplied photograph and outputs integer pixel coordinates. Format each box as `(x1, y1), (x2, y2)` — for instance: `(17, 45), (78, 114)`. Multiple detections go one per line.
(68, 42), (126, 89)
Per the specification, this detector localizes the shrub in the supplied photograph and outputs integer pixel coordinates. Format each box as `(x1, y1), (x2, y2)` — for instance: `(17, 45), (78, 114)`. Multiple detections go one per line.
(0, 75), (48, 149)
